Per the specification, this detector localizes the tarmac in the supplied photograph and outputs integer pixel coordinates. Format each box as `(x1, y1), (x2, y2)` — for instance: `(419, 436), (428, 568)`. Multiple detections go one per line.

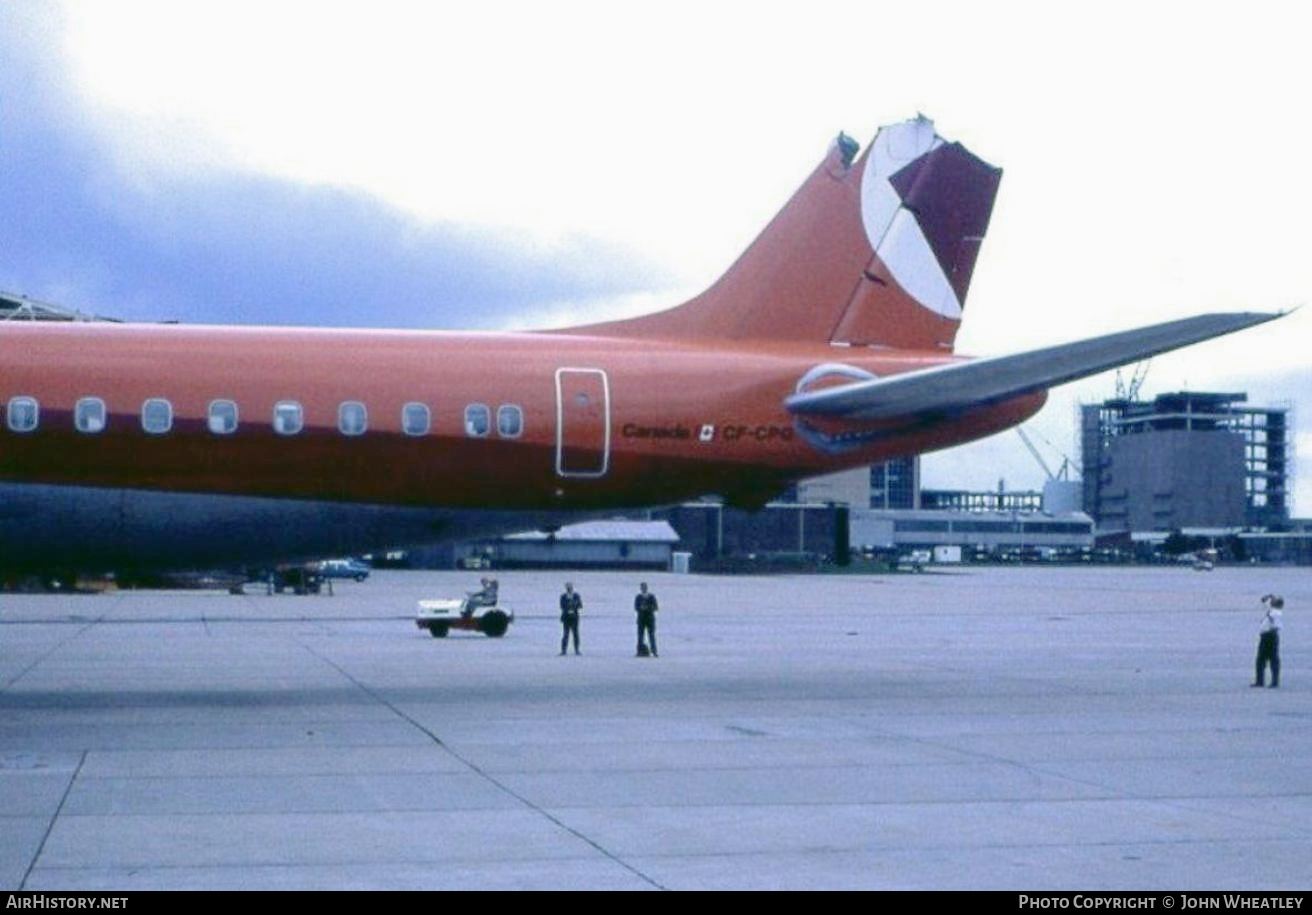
(1, 565), (1308, 890)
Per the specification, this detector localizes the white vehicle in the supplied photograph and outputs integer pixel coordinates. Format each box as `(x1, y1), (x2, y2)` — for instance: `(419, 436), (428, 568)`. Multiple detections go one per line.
(933, 545), (962, 564)
(897, 549), (932, 572)
(415, 597), (513, 638)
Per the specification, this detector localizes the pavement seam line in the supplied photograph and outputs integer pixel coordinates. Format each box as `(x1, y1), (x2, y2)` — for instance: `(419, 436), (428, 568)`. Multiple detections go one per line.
(891, 730), (1312, 837)
(302, 644), (668, 891)
(2, 618), (103, 691)
(20, 749), (86, 890)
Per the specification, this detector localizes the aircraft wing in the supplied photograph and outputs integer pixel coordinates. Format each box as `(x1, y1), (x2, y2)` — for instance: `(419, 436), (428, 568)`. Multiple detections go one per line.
(785, 311), (1285, 420)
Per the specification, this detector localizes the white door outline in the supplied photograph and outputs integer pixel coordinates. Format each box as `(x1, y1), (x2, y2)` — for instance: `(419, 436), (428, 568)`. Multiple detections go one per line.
(554, 367), (611, 478)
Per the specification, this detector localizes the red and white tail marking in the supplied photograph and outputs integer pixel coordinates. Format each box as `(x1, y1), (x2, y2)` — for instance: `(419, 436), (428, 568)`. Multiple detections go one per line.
(559, 116), (1001, 353)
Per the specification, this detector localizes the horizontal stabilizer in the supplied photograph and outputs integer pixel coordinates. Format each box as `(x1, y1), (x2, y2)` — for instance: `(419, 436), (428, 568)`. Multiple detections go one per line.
(786, 311), (1285, 420)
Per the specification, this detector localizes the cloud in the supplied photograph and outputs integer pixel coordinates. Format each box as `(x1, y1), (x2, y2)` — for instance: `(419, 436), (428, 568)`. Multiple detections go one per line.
(0, 7), (672, 327)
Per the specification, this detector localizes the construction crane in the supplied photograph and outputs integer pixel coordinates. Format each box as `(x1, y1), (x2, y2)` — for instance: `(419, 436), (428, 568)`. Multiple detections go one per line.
(1016, 426), (1082, 481)
(1114, 360), (1151, 402)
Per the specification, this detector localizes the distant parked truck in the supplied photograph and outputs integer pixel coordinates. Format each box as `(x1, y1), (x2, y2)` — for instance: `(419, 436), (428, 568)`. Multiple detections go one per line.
(265, 563), (326, 595)
(933, 545), (962, 564)
(897, 549), (932, 572)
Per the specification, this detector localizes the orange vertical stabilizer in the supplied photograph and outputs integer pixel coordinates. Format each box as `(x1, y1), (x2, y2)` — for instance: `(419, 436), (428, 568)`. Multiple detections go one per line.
(561, 116), (1002, 353)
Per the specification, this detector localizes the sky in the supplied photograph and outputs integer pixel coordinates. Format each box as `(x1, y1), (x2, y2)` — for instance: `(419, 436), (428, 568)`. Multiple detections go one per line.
(2, 1), (1310, 513)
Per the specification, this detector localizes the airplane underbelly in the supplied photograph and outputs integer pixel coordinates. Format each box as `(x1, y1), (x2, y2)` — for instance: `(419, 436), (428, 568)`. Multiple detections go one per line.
(0, 483), (584, 572)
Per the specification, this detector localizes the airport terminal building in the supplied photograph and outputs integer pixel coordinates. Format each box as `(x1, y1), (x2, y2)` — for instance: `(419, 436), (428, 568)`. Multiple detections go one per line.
(850, 508), (1093, 556)
(641, 462), (1094, 566)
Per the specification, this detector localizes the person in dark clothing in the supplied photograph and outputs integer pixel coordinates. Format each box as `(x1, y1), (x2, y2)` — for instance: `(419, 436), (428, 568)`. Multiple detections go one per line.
(635, 581), (658, 657)
(559, 582), (582, 655)
(1253, 593), (1283, 688)
(463, 577), (497, 617)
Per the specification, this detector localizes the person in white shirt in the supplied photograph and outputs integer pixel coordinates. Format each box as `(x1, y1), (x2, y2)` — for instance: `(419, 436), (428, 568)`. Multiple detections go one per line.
(1252, 594), (1283, 688)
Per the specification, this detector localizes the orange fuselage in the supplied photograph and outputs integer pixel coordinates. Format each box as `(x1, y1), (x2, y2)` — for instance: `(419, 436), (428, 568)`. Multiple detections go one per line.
(0, 322), (1045, 511)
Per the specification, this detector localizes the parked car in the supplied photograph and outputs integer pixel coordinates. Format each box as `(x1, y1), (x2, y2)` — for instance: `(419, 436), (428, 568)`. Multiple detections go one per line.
(317, 558), (371, 581)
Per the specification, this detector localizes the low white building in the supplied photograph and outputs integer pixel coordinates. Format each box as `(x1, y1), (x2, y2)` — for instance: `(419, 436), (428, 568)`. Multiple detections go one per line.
(852, 508), (1094, 554)
(492, 520), (680, 570)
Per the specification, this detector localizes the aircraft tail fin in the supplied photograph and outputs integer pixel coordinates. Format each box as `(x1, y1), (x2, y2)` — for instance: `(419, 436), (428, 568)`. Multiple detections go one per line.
(562, 116), (1001, 351)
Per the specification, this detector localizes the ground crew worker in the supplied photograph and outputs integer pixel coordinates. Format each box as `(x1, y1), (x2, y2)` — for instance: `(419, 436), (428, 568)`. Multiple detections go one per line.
(1253, 593), (1283, 688)
(560, 582), (582, 655)
(463, 576), (497, 617)
(635, 581), (658, 657)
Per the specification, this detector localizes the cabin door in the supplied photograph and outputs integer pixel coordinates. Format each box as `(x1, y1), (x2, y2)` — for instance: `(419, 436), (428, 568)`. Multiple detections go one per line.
(555, 368), (610, 478)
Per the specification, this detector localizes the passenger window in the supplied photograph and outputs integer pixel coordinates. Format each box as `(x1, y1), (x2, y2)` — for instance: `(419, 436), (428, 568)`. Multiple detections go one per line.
(402, 402), (430, 436)
(464, 404), (490, 438)
(273, 401), (304, 436)
(6, 396), (38, 432)
(74, 397), (107, 434)
(497, 404), (523, 438)
(338, 401), (367, 436)
(141, 398), (173, 434)
(208, 400), (239, 435)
